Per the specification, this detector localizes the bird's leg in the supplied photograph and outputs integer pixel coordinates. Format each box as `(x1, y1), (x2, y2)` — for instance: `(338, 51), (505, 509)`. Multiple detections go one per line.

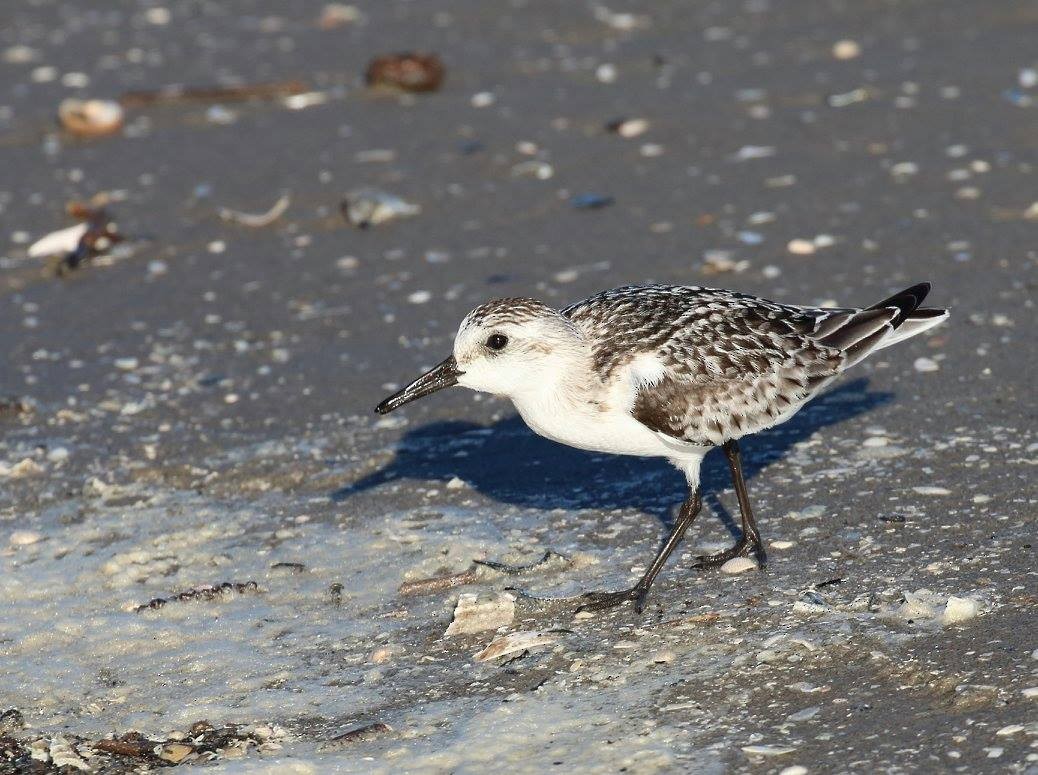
(577, 488), (702, 614)
(693, 439), (768, 569)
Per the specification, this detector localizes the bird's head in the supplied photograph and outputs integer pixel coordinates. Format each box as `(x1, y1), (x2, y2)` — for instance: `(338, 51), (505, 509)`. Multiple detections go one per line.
(375, 298), (585, 414)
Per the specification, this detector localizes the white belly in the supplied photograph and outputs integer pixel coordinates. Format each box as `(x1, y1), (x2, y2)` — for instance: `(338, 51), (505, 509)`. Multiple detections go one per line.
(512, 395), (696, 458)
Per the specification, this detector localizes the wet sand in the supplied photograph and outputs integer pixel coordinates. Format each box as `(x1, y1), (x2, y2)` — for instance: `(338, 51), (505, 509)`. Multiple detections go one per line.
(1, 1), (1036, 772)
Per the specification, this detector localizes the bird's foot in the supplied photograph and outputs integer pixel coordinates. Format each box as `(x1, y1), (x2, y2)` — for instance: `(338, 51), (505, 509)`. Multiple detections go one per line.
(474, 550), (570, 576)
(693, 535), (767, 571)
(576, 584), (651, 614)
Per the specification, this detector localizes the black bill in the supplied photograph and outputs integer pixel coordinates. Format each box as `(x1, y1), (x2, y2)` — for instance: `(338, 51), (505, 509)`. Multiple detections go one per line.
(375, 356), (462, 414)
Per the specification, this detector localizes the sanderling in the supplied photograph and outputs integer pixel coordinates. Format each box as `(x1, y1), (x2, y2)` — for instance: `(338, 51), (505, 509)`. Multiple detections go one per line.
(376, 283), (948, 612)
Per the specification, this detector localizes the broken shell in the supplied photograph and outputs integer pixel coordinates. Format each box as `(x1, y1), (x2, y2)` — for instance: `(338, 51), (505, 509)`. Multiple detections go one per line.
(787, 238), (816, 255)
(702, 250), (750, 275)
(8, 530), (43, 546)
(445, 592), (515, 636)
(219, 194), (290, 227)
(605, 117), (650, 138)
(319, 722), (392, 752)
(721, 557), (758, 574)
(159, 742), (194, 764)
(58, 98), (124, 137)
(942, 595), (981, 625)
(318, 3), (364, 29)
(832, 39), (862, 60)
(511, 160), (554, 180)
(474, 630), (557, 662)
(365, 52), (445, 93)
(27, 223), (89, 259)
(742, 744), (797, 757)
(342, 189), (420, 228)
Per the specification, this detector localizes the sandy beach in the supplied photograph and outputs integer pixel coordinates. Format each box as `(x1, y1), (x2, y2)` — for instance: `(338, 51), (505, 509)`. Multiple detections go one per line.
(1, 1), (1036, 772)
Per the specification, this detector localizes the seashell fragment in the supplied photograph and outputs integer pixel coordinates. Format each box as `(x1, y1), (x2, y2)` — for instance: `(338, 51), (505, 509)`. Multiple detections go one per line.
(605, 117), (649, 138)
(742, 744), (797, 757)
(511, 160), (554, 180)
(365, 52), (445, 93)
(319, 722), (392, 751)
(445, 592), (515, 636)
(721, 556), (758, 574)
(219, 194), (290, 227)
(342, 189), (420, 228)
(318, 3), (364, 29)
(942, 595), (981, 625)
(474, 630), (557, 662)
(58, 98), (124, 137)
(9, 530), (43, 546)
(28, 223), (89, 259)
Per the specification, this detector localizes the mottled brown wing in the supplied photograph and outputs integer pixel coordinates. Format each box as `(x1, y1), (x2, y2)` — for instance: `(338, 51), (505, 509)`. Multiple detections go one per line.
(565, 285), (902, 446)
(627, 302), (849, 446)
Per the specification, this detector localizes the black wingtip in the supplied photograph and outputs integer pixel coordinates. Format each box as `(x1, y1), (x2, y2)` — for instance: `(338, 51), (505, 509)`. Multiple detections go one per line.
(869, 282), (932, 326)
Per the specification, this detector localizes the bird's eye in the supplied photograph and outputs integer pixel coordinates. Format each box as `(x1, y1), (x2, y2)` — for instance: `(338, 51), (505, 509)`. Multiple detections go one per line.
(485, 333), (508, 351)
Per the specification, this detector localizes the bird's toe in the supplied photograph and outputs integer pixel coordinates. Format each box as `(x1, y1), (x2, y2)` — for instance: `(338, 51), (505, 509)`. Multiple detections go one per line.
(576, 587), (644, 613)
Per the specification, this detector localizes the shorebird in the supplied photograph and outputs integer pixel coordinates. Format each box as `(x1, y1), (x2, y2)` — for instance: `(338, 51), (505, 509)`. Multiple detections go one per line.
(376, 283), (948, 612)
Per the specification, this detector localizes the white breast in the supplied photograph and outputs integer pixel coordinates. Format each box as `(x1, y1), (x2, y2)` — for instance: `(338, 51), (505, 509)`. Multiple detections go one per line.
(509, 354), (699, 460)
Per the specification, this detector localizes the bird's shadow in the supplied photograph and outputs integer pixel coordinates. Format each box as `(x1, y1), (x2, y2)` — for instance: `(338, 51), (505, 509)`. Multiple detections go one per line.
(334, 378), (889, 538)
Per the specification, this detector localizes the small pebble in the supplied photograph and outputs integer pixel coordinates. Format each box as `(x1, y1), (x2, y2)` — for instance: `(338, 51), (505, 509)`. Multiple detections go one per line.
(3, 45), (39, 64)
(47, 447), (69, 463)
(58, 98), (124, 136)
(890, 161), (919, 177)
(862, 436), (889, 448)
(511, 160), (554, 180)
(606, 117), (649, 138)
(780, 767), (809, 775)
(787, 239), (816, 255)
(571, 193), (614, 210)
(832, 39), (862, 59)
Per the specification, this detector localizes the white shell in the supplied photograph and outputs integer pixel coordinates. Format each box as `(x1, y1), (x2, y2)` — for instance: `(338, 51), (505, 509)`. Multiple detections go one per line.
(942, 595), (981, 625)
(343, 188), (420, 228)
(444, 592), (515, 636)
(474, 631), (556, 662)
(721, 556), (758, 574)
(58, 98), (124, 136)
(27, 223), (88, 258)
(9, 530), (43, 546)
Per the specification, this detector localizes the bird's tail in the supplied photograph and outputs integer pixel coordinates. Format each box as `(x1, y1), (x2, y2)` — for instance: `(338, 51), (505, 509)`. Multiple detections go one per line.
(866, 282), (949, 351)
(814, 282), (948, 368)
